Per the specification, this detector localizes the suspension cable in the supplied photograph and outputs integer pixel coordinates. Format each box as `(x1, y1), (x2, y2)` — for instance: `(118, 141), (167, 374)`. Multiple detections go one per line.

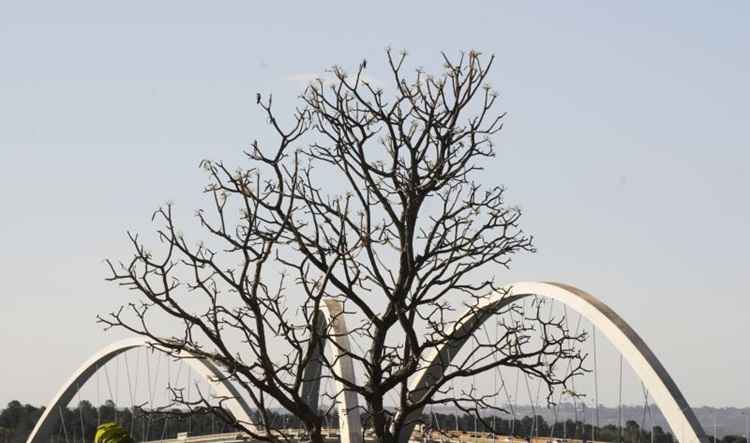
(491, 318), (499, 441)
(554, 305), (584, 440)
(507, 298), (524, 438)
(480, 322), (515, 436)
(592, 327), (600, 442)
(133, 348), (141, 438)
(550, 404), (558, 439)
(103, 362), (115, 422)
(523, 372), (536, 439)
(512, 361), (519, 436)
(146, 350), (162, 439)
(174, 359), (184, 396)
(123, 352), (136, 437)
(473, 374), (478, 436)
(114, 355), (120, 423)
(187, 373), (192, 436)
(75, 382), (85, 443)
(533, 376), (543, 438)
(150, 350), (163, 407)
(640, 383), (650, 443)
(96, 362), (101, 426)
(618, 354), (623, 443)
(58, 404), (70, 443)
(161, 416), (169, 441)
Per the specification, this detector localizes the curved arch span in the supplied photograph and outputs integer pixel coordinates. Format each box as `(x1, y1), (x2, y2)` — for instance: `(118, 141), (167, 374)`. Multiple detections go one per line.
(26, 337), (255, 443)
(399, 282), (707, 443)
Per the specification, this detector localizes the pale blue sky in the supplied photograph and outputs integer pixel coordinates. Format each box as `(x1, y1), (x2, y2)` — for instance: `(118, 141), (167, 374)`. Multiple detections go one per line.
(0, 1), (748, 410)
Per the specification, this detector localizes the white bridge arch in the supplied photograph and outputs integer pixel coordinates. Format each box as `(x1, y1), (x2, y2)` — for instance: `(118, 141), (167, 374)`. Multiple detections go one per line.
(25, 337), (256, 443)
(394, 282), (707, 443)
(300, 298), (363, 443)
(30, 282), (707, 443)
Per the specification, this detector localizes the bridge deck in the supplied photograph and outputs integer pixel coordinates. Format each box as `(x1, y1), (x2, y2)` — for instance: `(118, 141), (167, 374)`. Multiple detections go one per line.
(142, 430), (609, 443)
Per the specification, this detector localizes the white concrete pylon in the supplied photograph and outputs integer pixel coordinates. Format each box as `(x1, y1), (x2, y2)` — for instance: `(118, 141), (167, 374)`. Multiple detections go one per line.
(299, 299), (363, 443)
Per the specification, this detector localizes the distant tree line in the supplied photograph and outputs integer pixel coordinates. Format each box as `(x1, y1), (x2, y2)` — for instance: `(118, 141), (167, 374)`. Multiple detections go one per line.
(426, 412), (674, 443)
(1, 400), (746, 443)
(0, 400), (232, 443)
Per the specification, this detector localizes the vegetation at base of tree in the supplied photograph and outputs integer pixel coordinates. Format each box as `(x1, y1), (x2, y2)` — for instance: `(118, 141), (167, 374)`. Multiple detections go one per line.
(3, 400), (747, 443)
(94, 422), (134, 443)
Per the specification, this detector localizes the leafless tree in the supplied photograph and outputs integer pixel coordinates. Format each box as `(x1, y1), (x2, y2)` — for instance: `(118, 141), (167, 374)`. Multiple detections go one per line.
(101, 49), (587, 443)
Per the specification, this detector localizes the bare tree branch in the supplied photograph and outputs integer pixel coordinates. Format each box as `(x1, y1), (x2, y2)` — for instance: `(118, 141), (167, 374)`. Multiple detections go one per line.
(100, 49), (585, 443)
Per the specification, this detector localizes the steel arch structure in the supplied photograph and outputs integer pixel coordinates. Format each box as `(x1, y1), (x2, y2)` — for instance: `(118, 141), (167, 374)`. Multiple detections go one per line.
(396, 282), (707, 443)
(25, 337), (256, 443)
(32, 282), (706, 443)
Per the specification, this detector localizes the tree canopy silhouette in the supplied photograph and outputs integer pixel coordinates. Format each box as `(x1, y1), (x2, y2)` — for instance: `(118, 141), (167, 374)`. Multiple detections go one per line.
(101, 49), (586, 443)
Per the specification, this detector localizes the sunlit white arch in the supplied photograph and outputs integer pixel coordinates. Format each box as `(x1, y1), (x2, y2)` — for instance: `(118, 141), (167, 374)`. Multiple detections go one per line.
(26, 337), (255, 443)
(398, 281), (707, 443)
